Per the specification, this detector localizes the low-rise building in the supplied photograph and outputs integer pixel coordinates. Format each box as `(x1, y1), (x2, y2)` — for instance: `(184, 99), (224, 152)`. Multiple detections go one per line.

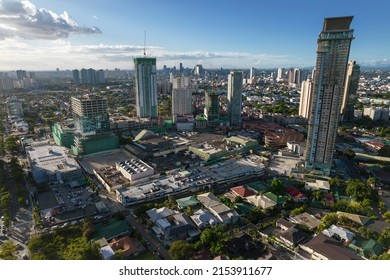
(304, 180), (330, 192)
(27, 143), (82, 184)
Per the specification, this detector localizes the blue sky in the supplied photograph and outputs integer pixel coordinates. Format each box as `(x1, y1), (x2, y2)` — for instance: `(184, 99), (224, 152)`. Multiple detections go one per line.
(0, 0), (389, 70)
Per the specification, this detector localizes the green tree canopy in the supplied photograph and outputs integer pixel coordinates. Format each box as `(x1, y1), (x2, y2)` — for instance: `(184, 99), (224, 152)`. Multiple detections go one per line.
(168, 240), (194, 260)
(346, 179), (372, 201)
(270, 178), (284, 195)
(0, 240), (18, 260)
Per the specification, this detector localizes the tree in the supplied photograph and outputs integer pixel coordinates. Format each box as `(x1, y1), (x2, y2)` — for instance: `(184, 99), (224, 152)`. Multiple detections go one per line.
(366, 177), (376, 188)
(168, 240), (194, 260)
(358, 226), (379, 240)
(0, 240), (18, 260)
(317, 213), (339, 232)
(378, 227), (390, 248)
(200, 228), (218, 246)
(270, 178), (284, 195)
(329, 176), (340, 187)
(346, 179), (372, 201)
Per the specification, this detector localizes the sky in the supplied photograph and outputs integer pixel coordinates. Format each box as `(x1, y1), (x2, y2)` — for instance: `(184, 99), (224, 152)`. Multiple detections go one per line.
(0, 0), (389, 71)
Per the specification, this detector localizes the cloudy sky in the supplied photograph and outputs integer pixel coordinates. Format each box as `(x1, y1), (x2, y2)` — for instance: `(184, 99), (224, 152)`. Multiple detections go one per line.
(0, 0), (389, 70)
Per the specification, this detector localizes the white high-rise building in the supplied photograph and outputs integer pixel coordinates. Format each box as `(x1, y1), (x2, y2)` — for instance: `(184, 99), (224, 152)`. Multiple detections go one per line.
(172, 88), (192, 122)
(134, 57), (158, 118)
(227, 71), (243, 127)
(299, 77), (314, 119)
(277, 68), (285, 81)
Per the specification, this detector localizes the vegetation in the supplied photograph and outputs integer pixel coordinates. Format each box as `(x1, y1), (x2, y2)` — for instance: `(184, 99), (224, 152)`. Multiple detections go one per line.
(269, 178), (284, 195)
(168, 240), (194, 260)
(0, 240), (18, 260)
(28, 223), (101, 260)
(346, 179), (372, 201)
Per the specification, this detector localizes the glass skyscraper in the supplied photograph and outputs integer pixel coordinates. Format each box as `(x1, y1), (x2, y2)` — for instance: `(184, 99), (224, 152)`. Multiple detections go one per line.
(305, 16), (354, 175)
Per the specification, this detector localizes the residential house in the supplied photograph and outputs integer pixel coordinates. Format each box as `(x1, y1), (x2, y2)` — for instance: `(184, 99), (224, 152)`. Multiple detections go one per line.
(197, 192), (240, 224)
(322, 224), (355, 244)
(197, 192), (221, 208)
(176, 196), (199, 210)
(300, 233), (363, 260)
(190, 209), (219, 229)
(348, 237), (384, 258)
(146, 207), (176, 223)
(278, 225), (308, 247)
(276, 218), (294, 231)
(230, 185), (257, 198)
(246, 194), (276, 209)
(285, 186), (308, 202)
(263, 192), (287, 206)
(304, 180), (330, 192)
(150, 212), (199, 241)
(289, 212), (321, 230)
(226, 232), (265, 260)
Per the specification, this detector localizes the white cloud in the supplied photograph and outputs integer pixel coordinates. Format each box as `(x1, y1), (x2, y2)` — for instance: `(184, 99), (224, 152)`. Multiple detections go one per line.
(0, 39), (310, 70)
(92, 15), (98, 20)
(0, 0), (101, 40)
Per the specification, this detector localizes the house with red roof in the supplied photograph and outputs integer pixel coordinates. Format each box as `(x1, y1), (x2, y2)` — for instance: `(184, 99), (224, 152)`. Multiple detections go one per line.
(230, 185), (257, 198)
(285, 186), (307, 202)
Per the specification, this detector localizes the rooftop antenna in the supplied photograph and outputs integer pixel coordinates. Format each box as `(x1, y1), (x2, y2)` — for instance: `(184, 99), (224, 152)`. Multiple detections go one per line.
(143, 30), (146, 56)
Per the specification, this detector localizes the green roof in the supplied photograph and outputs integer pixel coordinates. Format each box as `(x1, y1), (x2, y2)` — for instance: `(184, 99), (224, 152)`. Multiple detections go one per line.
(363, 239), (384, 256)
(176, 196), (199, 208)
(263, 192), (287, 204)
(93, 219), (130, 240)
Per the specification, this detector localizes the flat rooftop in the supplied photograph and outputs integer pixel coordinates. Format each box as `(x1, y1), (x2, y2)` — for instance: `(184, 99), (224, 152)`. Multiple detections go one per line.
(27, 144), (80, 173)
(78, 149), (130, 174)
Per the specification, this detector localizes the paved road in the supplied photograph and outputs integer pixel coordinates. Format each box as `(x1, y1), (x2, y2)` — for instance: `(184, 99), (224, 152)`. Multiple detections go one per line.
(125, 213), (172, 260)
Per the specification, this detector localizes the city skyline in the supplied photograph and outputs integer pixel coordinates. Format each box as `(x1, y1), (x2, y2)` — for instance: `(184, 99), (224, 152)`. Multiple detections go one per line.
(0, 0), (389, 71)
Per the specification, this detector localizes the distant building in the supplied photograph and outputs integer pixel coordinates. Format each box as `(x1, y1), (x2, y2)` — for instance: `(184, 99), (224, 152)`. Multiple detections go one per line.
(249, 67), (256, 79)
(277, 67), (285, 81)
(172, 88), (192, 123)
(6, 97), (23, 117)
(341, 61), (360, 122)
(363, 107), (389, 121)
(72, 69), (80, 84)
(134, 57), (158, 118)
(204, 91), (219, 126)
(305, 17), (355, 175)
(299, 77), (314, 119)
(227, 71), (243, 127)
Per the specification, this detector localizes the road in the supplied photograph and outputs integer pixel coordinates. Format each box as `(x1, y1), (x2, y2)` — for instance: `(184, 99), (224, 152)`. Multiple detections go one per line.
(126, 213), (172, 260)
(92, 175), (172, 260)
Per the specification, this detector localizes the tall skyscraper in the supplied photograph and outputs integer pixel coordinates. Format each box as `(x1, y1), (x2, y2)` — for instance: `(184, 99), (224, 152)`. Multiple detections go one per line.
(299, 76), (314, 119)
(72, 69), (80, 84)
(305, 16), (354, 175)
(250, 67), (256, 79)
(341, 61), (360, 122)
(227, 71), (243, 127)
(134, 57), (158, 118)
(277, 68), (285, 81)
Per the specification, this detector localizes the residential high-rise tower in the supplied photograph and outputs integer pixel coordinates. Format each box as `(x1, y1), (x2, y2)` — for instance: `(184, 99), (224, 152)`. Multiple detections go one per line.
(227, 71), (243, 127)
(341, 61), (360, 122)
(134, 57), (158, 118)
(305, 16), (354, 175)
